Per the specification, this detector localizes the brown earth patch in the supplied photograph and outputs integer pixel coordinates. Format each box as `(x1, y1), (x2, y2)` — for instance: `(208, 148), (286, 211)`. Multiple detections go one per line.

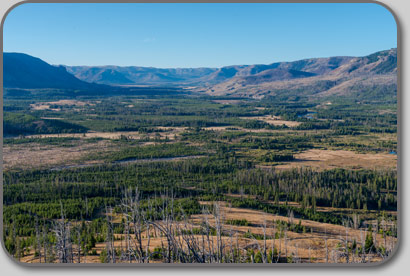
(3, 140), (115, 170)
(30, 100), (94, 110)
(240, 115), (301, 127)
(211, 100), (244, 105)
(203, 126), (278, 133)
(273, 149), (397, 171)
(23, 127), (185, 141)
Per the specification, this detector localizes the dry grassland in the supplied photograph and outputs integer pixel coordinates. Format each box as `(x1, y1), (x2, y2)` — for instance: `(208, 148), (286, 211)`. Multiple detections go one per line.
(240, 115), (301, 127)
(211, 100), (245, 105)
(19, 201), (395, 264)
(272, 149), (397, 171)
(3, 140), (114, 170)
(30, 100), (95, 111)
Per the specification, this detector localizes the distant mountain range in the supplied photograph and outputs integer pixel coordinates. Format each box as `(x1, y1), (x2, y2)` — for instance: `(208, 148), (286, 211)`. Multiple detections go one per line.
(202, 48), (397, 99)
(3, 48), (397, 100)
(64, 56), (356, 87)
(65, 66), (219, 86)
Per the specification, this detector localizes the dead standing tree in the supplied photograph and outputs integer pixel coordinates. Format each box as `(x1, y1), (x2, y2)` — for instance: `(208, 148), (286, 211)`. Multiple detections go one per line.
(213, 202), (224, 263)
(53, 201), (73, 263)
(120, 188), (136, 262)
(120, 187), (151, 263)
(105, 206), (116, 263)
(178, 211), (206, 263)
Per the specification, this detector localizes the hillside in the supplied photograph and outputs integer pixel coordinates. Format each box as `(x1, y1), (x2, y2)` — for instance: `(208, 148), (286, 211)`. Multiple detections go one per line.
(3, 53), (97, 89)
(202, 48), (397, 100)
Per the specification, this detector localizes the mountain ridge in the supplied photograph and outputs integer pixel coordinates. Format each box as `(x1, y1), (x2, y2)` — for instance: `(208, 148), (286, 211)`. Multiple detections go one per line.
(3, 48), (397, 100)
(200, 48), (397, 99)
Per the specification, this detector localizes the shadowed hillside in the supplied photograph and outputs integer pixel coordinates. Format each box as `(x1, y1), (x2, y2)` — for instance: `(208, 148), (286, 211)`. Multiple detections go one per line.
(3, 53), (96, 89)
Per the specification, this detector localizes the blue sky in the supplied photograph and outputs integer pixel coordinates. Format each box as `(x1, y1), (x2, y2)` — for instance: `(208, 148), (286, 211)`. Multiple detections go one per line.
(3, 3), (397, 68)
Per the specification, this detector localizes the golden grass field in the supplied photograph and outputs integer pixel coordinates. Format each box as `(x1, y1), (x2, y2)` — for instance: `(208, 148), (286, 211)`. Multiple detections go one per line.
(18, 201), (396, 264)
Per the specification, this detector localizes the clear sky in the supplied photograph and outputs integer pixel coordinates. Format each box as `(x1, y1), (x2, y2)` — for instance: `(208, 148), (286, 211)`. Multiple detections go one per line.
(3, 3), (397, 68)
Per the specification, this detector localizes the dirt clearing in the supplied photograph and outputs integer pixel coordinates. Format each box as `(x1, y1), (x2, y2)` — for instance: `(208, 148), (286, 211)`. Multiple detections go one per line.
(30, 100), (95, 111)
(211, 100), (244, 105)
(23, 127), (186, 140)
(240, 115), (301, 127)
(3, 140), (115, 170)
(274, 149), (397, 170)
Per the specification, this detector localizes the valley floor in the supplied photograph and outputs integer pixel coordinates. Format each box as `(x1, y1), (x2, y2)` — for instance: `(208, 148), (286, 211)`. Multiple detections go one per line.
(3, 94), (398, 264)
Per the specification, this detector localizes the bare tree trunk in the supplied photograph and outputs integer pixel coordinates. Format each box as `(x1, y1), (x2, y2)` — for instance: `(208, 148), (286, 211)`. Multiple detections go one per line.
(54, 201), (73, 263)
(262, 218), (267, 263)
(105, 206), (115, 263)
(146, 224), (151, 263)
(213, 202), (223, 263)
